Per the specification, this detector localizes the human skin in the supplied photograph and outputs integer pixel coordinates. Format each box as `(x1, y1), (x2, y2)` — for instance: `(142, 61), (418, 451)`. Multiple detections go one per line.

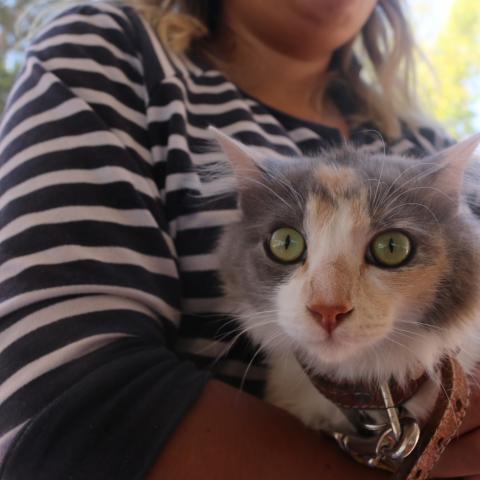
(206, 0), (377, 137)
(147, 380), (390, 480)
(148, 1), (480, 478)
(147, 379), (480, 479)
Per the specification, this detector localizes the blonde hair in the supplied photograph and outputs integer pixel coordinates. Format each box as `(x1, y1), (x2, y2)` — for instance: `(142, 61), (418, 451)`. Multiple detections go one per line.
(130, 0), (425, 139)
(19, 0), (429, 139)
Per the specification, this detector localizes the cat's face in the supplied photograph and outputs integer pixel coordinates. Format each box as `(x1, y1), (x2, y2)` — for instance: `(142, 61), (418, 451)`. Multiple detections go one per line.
(214, 132), (480, 380)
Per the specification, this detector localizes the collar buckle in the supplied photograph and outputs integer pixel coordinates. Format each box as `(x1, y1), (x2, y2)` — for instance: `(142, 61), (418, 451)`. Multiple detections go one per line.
(332, 382), (421, 472)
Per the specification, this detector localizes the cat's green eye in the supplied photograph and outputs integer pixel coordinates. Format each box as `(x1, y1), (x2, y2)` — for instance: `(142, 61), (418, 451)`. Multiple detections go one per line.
(369, 231), (412, 268)
(268, 228), (306, 264)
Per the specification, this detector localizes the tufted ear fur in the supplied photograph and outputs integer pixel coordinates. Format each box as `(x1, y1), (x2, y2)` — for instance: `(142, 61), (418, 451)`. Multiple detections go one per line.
(209, 127), (266, 188)
(426, 133), (480, 200)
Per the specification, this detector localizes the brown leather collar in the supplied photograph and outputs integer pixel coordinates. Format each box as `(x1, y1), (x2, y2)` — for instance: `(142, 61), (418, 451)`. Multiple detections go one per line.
(297, 353), (470, 480)
(296, 355), (428, 410)
(397, 357), (470, 480)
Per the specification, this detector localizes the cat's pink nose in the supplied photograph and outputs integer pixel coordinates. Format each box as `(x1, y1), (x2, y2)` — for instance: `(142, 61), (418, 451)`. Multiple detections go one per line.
(306, 303), (353, 335)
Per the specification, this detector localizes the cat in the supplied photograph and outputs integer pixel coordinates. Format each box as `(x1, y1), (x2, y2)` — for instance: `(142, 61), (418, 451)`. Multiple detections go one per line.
(210, 128), (480, 434)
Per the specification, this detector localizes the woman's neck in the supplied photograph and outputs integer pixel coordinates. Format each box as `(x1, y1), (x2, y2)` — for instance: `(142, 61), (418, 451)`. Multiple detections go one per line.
(207, 22), (350, 138)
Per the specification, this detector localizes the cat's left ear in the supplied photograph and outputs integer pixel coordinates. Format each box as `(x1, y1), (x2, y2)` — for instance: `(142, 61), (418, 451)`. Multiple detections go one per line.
(427, 133), (480, 198)
(209, 127), (265, 186)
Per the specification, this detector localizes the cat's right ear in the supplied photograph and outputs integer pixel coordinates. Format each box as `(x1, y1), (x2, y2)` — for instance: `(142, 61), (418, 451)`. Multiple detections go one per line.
(208, 127), (265, 185)
(428, 133), (480, 199)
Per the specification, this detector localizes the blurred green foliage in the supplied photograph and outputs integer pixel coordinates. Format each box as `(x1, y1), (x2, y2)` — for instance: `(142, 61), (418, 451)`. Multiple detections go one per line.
(416, 0), (480, 137)
(0, 62), (18, 110)
(0, 0), (28, 111)
(0, 0), (74, 114)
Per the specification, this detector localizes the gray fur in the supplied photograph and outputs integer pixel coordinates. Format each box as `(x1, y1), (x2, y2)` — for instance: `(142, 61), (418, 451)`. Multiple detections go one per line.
(216, 142), (480, 336)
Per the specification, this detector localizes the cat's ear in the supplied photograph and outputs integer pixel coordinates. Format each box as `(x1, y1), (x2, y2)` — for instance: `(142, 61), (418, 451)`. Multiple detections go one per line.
(209, 127), (265, 184)
(427, 133), (480, 198)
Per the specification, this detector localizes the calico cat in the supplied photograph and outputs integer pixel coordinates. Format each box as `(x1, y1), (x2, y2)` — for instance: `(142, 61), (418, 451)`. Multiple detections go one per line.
(211, 129), (480, 433)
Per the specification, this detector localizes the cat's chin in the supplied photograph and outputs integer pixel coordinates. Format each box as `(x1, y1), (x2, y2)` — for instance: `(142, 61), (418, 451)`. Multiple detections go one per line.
(301, 336), (362, 364)
(295, 335), (438, 387)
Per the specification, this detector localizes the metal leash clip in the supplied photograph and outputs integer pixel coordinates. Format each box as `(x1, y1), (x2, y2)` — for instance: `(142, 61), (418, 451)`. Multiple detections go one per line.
(332, 383), (421, 472)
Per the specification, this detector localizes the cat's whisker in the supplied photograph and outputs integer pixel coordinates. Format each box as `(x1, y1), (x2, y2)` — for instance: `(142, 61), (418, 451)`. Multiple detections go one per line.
(220, 309), (294, 327)
(391, 327), (432, 342)
(237, 331), (286, 395)
(181, 310), (281, 358)
(393, 162), (443, 190)
(456, 348), (480, 362)
(370, 183), (390, 218)
(193, 311), (237, 319)
(371, 154), (387, 217)
(229, 318), (279, 336)
(398, 320), (449, 334)
(383, 161), (439, 194)
(375, 162), (441, 214)
(383, 201), (440, 224)
(360, 129), (387, 155)
(384, 335), (419, 358)
(381, 185), (453, 216)
(213, 317), (280, 347)
(266, 170), (302, 203)
(208, 311), (276, 336)
(192, 316), (282, 364)
(436, 377), (461, 435)
(219, 311), (277, 325)
(220, 301), (280, 312)
(189, 334), (238, 359)
(377, 163), (451, 218)
(371, 344), (381, 377)
(273, 172), (305, 211)
(209, 323), (283, 368)
(231, 308), (281, 318)
(239, 176), (299, 213)
(207, 163), (301, 213)
(392, 324), (439, 338)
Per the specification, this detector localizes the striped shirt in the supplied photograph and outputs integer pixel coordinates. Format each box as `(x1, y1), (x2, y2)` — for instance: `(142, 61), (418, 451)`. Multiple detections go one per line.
(0, 2), (447, 478)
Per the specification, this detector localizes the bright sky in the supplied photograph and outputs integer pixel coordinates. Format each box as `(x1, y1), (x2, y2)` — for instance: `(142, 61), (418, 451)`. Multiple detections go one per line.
(409, 0), (480, 132)
(408, 0), (455, 46)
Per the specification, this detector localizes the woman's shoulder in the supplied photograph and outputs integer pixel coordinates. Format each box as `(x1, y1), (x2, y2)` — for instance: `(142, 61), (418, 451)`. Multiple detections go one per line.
(26, 1), (175, 88)
(30, 3), (141, 56)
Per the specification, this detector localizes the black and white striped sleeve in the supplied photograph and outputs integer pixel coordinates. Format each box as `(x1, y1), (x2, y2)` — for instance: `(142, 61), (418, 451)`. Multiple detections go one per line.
(0, 4), (209, 479)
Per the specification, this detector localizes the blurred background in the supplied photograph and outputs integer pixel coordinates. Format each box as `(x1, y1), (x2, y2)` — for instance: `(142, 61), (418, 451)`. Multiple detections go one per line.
(0, 0), (479, 138)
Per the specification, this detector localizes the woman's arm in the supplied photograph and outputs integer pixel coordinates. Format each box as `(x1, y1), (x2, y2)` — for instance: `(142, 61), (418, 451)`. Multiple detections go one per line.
(148, 379), (389, 480)
(0, 5), (209, 479)
(150, 375), (480, 479)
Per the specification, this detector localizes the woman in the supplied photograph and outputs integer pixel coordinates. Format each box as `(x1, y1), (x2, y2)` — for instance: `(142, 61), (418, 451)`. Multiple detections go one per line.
(0, 0), (478, 478)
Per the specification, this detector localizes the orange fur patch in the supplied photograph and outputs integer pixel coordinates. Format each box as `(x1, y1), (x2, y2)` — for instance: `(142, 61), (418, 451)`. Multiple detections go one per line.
(314, 165), (358, 197)
(299, 173), (451, 341)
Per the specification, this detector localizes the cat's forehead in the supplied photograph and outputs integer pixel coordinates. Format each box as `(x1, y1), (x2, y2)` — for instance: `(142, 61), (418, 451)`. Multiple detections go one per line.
(306, 163), (370, 238)
(315, 147), (412, 184)
(312, 164), (361, 200)
(306, 149), (425, 209)
(242, 148), (433, 232)
(299, 150), (427, 231)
